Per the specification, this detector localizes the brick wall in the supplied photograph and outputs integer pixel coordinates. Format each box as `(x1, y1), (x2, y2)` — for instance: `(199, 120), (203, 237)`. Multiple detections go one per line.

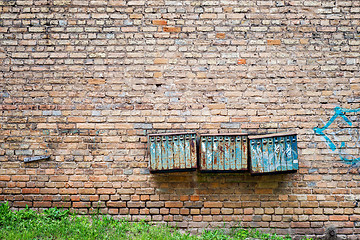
(1, 0), (360, 238)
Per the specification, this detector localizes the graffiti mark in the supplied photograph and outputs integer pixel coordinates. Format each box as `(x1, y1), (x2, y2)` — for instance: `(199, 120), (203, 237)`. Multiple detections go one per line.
(347, 161), (360, 174)
(286, 146), (292, 158)
(59, 129), (87, 135)
(314, 106), (360, 166)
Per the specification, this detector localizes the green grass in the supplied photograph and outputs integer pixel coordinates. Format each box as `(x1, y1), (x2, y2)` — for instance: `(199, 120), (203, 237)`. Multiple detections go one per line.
(0, 202), (312, 240)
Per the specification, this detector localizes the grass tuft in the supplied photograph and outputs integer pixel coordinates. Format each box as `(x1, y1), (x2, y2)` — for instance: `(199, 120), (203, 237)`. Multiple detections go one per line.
(0, 202), (312, 240)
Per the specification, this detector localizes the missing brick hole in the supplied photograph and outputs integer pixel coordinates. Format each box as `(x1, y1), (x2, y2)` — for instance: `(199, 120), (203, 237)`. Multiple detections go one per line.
(324, 225), (337, 240)
(155, 84), (162, 87)
(3, 0), (16, 6)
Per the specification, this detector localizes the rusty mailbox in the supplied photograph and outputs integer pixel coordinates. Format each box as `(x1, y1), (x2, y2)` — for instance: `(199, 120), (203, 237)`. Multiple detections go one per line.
(148, 132), (197, 172)
(248, 132), (298, 174)
(199, 133), (248, 171)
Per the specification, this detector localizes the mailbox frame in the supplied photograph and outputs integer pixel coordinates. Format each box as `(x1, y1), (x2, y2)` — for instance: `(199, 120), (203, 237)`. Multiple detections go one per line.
(248, 132), (298, 175)
(148, 132), (197, 172)
(199, 133), (249, 172)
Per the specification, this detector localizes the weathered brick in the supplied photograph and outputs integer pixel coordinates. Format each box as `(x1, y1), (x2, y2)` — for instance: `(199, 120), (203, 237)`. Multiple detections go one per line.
(107, 201), (126, 208)
(88, 79), (105, 85)
(34, 201), (52, 208)
(163, 27), (181, 32)
(165, 201), (183, 208)
(12, 175), (30, 182)
(50, 176), (68, 182)
(204, 202), (223, 208)
(73, 202), (90, 208)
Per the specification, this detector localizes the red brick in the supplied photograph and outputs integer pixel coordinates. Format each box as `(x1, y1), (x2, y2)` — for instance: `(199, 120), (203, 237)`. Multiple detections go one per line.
(237, 59), (246, 64)
(180, 208), (189, 215)
(153, 20), (167, 25)
(329, 215), (349, 221)
(0, 105), (17, 110)
(255, 189), (273, 194)
(163, 27), (181, 32)
(211, 208), (221, 215)
(131, 195), (140, 201)
(204, 202), (223, 208)
(190, 195), (200, 201)
(291, 222), (311, 228)
(18, 105), (37, 110)
(89, 176), (107, 182)
(129, 208), (139, 214)
(165, 201), (183, 208)
(71, 196), (81, 201)
(12, 175), (30, 182)
(60, 188), (77, 195)
(52, 202), (71, 208)
(34, 201), (52, 208)
(141, 195), (150, 201)
(267, 39), (281, 45)
(13, 201), (33, 207)
(216, 33), (226, 39)
(130, 14), (142, 19)
(300, 201), (319, 208)
(0, 176), (10, 181)
(50, 176), (68, 182)
(153, 72), (162, 78)
(163, 215), (173, 221)
(22, 188), (40, 194)
(107, 201), (126, 208)
(88, 79), (105, 84)
(97, 188), (116, 194)
(73, 202), (90, 208)
(39, 105), (56, 110)
(180, 195), (189, 201)
(244, 208), (254, 214)
(154, 58), (168, 64)
(89, 196), (99, 202)
(67, 117), (86, 123)
(108, 208), (119, 214)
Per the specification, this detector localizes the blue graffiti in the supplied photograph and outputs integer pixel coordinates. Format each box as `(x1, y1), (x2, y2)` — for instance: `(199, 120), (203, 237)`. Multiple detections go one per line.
(314, 106), (360, 165)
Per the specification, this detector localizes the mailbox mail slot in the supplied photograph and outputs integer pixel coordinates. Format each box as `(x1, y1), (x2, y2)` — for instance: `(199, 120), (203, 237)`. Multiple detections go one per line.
(248, 132), (298, 174)
(148, 132), (197, 172)
(199, 133), (248, 171)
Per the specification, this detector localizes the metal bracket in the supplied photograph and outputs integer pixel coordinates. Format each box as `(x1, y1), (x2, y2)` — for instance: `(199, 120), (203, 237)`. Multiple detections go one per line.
(24, 155), (50, 163)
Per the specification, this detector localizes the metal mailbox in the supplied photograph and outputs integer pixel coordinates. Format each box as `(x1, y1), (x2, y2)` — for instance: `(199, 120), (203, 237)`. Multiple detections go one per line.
(148, 132), (197, 172)
(199, 133), (248, 171)
(248, 132), (298, 174)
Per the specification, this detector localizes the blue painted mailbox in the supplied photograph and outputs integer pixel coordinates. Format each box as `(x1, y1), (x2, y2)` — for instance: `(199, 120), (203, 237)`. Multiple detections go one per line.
(148, 132), (197, 172)
(248, 132), (298, 174)
(199, 133), (248, 171)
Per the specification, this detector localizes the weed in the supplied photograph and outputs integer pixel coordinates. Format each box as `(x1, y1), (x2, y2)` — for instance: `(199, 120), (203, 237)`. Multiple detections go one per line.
(43, 207), (70, 221)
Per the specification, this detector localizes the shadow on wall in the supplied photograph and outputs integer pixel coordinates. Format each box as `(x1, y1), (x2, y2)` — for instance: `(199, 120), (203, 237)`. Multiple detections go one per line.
(150, 171), (295, 197)
(149, 171), (303, 234)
